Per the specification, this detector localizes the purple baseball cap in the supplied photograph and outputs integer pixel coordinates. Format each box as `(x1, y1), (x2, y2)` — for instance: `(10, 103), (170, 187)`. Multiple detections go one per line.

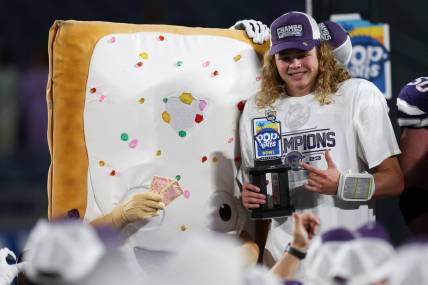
(318, 21), (352, 65)
(269, 11), (320, 55)
(318, 21), (347, 50)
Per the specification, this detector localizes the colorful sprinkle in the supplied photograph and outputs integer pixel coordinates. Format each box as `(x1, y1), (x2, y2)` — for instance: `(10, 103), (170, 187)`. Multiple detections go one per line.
(194, 114), (204, 123)
(98, 95), (106, 102)
(128, 139), (138, 149)
(179, 92), (194, 105)
(175, 61), (183, 67)
(178, 130), (187, 137)
(90, 87), (97, 94)
(139, 52), (149, 60)
(212, 156), (218, 163)
(183, 190), (190, 199)
(234, 54), (242, 61)
(162, 112), (171, 123)
(212, 70), (219, 77)
(110, 170), (116, 176)
(120, 133), (129, 141)
(99, 160), (105, 167)
(201, 156), (208, 163)
(175, 175), (181, 181)
(180, 225), (188, 231)
(107, 36), (116, 44)
(256, 75), (262, 81)
(139, 97), (145, 104)
(237, 100), (246, 111)
(156, 149), (162, 156)
(158, 35), (165, 41)
(202, 61), (210, 68)
(163, 97), (168, 103)
(198, 100), (207, 111)
(135, 61), (143, 68)
(227, 137), (234, 143)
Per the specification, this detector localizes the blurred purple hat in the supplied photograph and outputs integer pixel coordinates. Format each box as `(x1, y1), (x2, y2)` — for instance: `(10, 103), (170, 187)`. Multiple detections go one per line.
(318, 21), (352, 65)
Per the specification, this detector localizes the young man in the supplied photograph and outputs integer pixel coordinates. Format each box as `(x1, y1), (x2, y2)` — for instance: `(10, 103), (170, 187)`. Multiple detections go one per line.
(238, 11), (403, 279)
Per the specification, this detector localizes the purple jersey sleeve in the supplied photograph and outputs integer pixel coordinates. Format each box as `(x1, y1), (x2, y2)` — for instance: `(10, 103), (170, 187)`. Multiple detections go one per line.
(397, 77), (428, 128)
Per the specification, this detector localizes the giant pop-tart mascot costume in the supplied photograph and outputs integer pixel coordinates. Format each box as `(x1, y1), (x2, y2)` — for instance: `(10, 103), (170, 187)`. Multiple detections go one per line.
(47, 20), (269, 275)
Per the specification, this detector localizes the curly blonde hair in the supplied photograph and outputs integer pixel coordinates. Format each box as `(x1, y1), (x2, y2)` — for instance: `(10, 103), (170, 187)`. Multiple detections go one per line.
(256, 41), (351, 108)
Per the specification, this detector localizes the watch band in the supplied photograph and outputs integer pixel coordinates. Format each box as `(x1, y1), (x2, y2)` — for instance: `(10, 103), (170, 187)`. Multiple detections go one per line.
(285, 243), (306, 260)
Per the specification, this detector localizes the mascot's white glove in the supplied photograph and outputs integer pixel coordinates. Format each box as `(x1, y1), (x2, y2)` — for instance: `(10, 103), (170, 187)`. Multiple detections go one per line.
(231, 19), (270, 44)
(0, 248), (22, 285)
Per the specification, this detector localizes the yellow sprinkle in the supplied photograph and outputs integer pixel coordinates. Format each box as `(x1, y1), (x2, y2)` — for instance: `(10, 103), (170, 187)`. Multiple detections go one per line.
(156, 149), (162, 156)
(99, 160), (105, 167)
(179, 92), (194, 105)
(180, 225), (188, 231)
(212, 156), (218, 163)
(138, 97), (145, 104)
(234, 54), (242, 61)
(139, 52), (149, 60)
(162, 111), (171, 123)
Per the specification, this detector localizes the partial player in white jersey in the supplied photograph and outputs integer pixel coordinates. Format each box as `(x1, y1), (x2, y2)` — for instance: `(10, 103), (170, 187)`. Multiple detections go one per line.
(238, 11), (403, 282)
(397, 76), (428, 235)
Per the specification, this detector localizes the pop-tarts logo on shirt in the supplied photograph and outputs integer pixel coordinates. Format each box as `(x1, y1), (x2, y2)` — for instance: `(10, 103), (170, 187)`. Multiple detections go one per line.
(277, 24), (303, 39)
(252, 117), (282, 160)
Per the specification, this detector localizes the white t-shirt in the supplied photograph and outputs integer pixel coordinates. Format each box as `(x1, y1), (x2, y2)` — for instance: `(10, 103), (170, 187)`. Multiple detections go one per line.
(239, 78), (400, 275)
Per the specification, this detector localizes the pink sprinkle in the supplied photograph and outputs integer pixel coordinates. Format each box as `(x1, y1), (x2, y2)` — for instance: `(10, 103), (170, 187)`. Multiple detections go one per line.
(128, 138), (138, 149)
(256, 75), (262, 81)
(199, 100), (207, 111)
(99, 95), (106, 102)
(183, 190), (190, 199)
(108, 36), (116, 44)
(202, 61), (210, 68)
(228, 137), (234, 143)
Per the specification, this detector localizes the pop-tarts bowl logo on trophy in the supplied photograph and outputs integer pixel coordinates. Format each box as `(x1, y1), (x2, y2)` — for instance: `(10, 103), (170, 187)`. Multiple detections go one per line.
(252, 117), (282, 160)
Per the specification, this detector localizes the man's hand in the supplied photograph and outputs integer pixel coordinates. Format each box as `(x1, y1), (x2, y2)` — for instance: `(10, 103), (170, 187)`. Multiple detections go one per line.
(241, 183), (266, 209)
(301, 150), (341, 195)
(231, 19), (270, 44)
(291, 212), (320, 251)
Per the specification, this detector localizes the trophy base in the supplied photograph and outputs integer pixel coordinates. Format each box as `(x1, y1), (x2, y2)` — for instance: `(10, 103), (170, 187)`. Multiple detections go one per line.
(250, 207), (294, 219)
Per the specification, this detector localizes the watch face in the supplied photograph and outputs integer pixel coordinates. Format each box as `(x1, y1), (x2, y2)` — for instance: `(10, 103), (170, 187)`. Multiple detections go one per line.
(343, 176), (373, 200)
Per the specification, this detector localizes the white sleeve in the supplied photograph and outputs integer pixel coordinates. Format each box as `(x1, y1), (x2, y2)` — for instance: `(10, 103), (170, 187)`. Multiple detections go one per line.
(353, 81), (401, 169)
(237, 100), (256, 185)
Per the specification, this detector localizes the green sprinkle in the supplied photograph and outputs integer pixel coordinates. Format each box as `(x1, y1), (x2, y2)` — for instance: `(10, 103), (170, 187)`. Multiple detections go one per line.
(178, 130), (187, 137)
(120, 133), (129, 141)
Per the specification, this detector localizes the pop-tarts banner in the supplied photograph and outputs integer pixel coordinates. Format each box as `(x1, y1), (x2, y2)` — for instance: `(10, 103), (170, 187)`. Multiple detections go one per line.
(337, 19), (392, 99)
